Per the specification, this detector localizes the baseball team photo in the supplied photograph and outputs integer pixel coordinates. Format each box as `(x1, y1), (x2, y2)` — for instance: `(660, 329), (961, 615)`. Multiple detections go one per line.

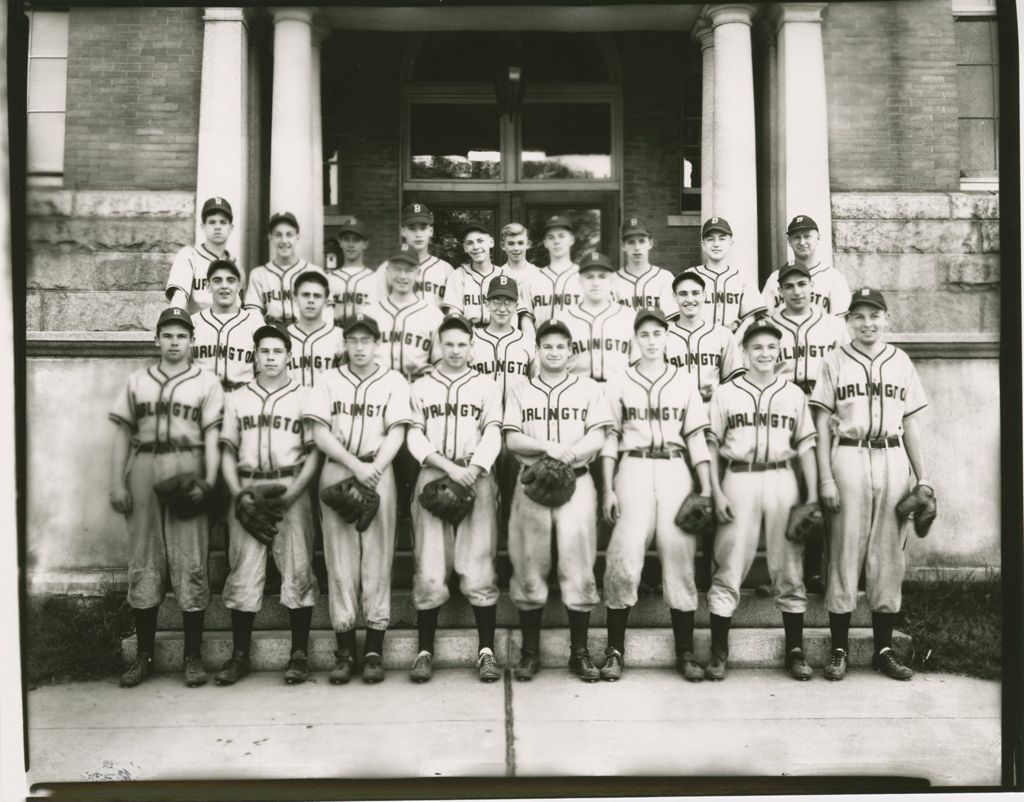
(10, 0), (1011, 796)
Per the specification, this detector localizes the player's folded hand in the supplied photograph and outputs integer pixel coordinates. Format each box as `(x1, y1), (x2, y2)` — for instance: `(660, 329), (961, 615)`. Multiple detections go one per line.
(818, 479), (840, 513)
(447, 465), (478, 488)
(602, 491), (619, 524)
(712, 490), (735, 523)
(110, 487), (133, 515)
(545, 443), (575, 464)
(353, 462), (382, 488)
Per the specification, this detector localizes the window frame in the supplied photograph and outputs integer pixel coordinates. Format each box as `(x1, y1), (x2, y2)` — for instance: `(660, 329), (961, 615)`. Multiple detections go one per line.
(952, 0), (999, 189)
(26, 9), (69, 186)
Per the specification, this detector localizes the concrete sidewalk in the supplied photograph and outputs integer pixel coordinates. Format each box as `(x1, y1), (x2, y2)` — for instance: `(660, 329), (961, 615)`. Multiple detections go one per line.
(27, 669), (999, 787)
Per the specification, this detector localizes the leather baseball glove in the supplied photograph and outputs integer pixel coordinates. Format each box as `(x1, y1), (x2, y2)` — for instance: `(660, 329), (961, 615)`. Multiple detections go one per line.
(419, 476), (476, 527)
(153, 472), (213, 519)
(520, 457), (577, 508)
(320, 476), (380, 532)
(674, 492), (715, 536)
(235, 484), (288, 546)
(896, 483), (937, 538)
(785, 502), (825, 544)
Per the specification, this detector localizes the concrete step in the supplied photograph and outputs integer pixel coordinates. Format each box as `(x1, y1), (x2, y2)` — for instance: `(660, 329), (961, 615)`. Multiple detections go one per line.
(123, 627), (908, 672)
(157, 590), (873, 631)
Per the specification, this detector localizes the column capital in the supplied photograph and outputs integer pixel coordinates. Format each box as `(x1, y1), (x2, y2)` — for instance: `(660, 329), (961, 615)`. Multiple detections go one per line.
(692, 19), (715, 49)
(203, 8), (248, 26)
(271, 6), (314, 25)
(703, 4), (757, 28)
(311, 16), (330, 47)
(769, 3), (827, 32)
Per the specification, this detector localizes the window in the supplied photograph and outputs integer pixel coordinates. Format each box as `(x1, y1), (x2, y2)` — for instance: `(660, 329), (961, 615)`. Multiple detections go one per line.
(953, 1), (999, 187)
(27, 10), (68, 184)
(679, 66), (702, 212)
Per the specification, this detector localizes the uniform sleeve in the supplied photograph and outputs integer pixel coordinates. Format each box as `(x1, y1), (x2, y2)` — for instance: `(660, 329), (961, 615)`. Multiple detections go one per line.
(109, 375), (138, 430)
(830, 270), (852, 316)
(792, 392), (817, 454)
(302, 379), (333, 428)
(902, 359), (928, 419)
(165, 247), (193, 302)
(518, 277), (536, 319)
(706, 387), (727, 446)
(405, 388), (437, 464)
(720, 328), (745, 381)
(833, 315), (851, 347)
(502, 382), (525, 433)
(761, 270), (781, 313)
(243, 269), (264, 311)
(201, 374), (225, 433)
(740, 278), (767, 320)
(442, 271), (464, 314)
(808, 354), (837, 413)
(383, 374), (413, 431)
(603, 379), (624, 438)
(683, 385), (711, 465)
(659, 277), (678, 317)
(584, 384), (614, 432)
(219, 393), (240, 453)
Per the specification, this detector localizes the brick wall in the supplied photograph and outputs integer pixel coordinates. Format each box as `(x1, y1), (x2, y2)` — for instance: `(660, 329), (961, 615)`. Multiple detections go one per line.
(64, 7), (203, 191)
(617, 33), (703, 271)
(824, 0), (960, 192)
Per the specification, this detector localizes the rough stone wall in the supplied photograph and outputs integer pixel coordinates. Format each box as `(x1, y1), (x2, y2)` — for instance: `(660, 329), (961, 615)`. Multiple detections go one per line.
(831, 192), (999, 333)
(63, 7), (203, 191)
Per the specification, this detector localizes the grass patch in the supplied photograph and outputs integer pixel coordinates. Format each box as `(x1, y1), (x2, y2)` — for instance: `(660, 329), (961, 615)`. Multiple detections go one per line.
(25, 592), (134, 687)
(900, 575), (1001, 680)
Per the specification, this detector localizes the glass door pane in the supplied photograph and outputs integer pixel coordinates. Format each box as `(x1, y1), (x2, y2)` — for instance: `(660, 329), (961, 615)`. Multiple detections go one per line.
(518, 193), (618, 267)
(417, 202), (500, 269)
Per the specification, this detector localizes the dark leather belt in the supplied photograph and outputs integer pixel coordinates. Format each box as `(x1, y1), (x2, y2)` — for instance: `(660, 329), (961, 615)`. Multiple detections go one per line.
(136, 443), (203, 454)
(358, 453), (377, 463)
(239, 466), (299, 479)
(838, 436), (902, 449)
(728, 460), (789, 472)
(796, 380), (816, 395)
(221, 379), (248, 391)
(625, 449), (685, 460)
(573, 466), (589, 477)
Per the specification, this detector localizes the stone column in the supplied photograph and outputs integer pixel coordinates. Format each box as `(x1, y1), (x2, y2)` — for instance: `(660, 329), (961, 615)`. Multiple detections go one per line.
(693, 21), (715, 222)
(270, 7), (314, 261)
(773, 3), (833, 267)
(707, 4), (759, 284)
(195, 8), (250, 259)
(310, 21), (327, 266)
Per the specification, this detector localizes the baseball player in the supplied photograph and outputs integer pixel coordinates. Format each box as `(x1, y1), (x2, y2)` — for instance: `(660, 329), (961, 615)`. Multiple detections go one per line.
(375, 203), (454, 308)
(287, 271), (345, 388)
(304, 313), (413, 684)
(215, 325), (322, 686)
(326, 216), (380, 324)
(406, 312), (504, 683)
(499, 222), (538, 281)
(667, 270), (745, 403)
(762, 215), (852, 316)
(705, 319), (819, 681)
(612, 217), (676, 314)
(600, 307), (712, 682)
(166, 196), (235, 314)
(190, 259), (265, 392)
(503, 319), (614, 682)
(686, 217), (765, 331)
(810, 288), (930, 681)
(556, 252), (636, 383)
(519, 215), (584, 325)
(109, 307), (224, 688)
(244, 211), (325, 327)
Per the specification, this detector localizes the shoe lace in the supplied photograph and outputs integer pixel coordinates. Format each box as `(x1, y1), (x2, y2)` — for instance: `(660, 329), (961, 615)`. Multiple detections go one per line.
(577, 651), (595, 670)
(830, 649), (847, 667)
(479, 651), (496, 669)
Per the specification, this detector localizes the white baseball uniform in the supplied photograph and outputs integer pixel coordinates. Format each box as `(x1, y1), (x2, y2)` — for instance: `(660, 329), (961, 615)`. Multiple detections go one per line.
(108, 364), (224, 611)
(407, 369), (504, 610)
(286, 321), (345, 388)
(686, 264), (766, 329)
(443, 265), (529, 326)
(521, 264), (583, 325)
(809, 344), (927, 614)
(612, 266), (677, 315)
(503, 375), (613, 612)
(190, 308), (265, 390)
(326, 266), (381, 324)
(665, 320), (745, 403)
(763, 264), (853, 316)
(706, 376), (817, 618)
(375, 255), (454, 309)
(243, 260), (325, 327)
(220, 379), (319, 613)
(556, 302), (637, 382)
(602, 366), (710, 611)
(769, 307), (849, 393)
(303, 364), (413, 632)
(470, 327), (535, 403)
(165, 245), (235, 315)
(368, 298), (444, 382)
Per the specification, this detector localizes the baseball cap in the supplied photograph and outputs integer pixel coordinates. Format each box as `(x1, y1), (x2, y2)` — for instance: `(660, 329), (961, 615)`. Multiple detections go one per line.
(402, 203), (433, 226)
(742, 318), (783, 346)
(253, 323), (292, 350)
(578, 251), (614, 274)
(634, 306), (668, 330)
(201, 196), (233, 222)
(337, 216), (368, 239)
(438, 311), (475, 336)
(268, 211), (300, 232)
(701, 217), (733, 238)
(207, 258), (241, 280)
(294, 269), (329, 293)
(386, 244), (419, 269)
(778, 263), (812, 283)
(486, 274), (518, 301)
(156, 307), (194, 333)
(542, 214), (574, 235)
(341, 313), (381, 340)
(848, 287), (888, 312)
(621, 216), (651, 239)
(462, 220), (491, 240)
(786, 215), (818, 235)
(672, 269), (706, 292)
(535, 318), (572, 343)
